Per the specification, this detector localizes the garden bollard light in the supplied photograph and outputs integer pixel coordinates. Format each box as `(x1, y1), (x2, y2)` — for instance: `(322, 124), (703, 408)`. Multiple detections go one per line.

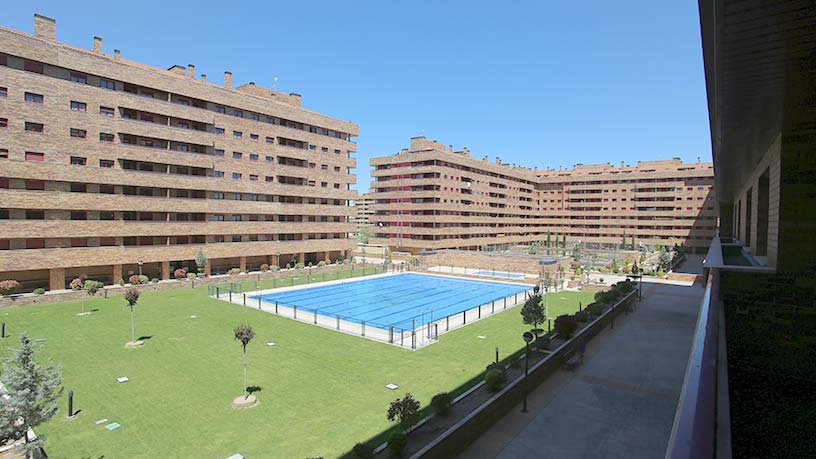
(68, 390), (74, 417)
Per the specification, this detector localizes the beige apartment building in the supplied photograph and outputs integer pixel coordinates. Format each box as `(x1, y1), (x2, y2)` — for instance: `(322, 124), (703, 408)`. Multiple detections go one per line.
(0, 14), (359, 292)
(369, 137), (715, 254)
(354, 193), (374, 228)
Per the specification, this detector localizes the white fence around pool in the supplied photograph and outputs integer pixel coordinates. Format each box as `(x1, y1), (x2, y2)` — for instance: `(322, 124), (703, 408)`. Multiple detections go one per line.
(209, 280), (534, 350)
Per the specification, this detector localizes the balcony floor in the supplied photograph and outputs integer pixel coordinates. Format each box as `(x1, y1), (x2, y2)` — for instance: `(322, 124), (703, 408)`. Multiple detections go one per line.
(459, 280), (705, 459)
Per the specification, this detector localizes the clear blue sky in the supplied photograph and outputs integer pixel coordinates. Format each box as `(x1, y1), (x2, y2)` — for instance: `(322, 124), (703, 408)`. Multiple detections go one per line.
(6, 1), (711, 193)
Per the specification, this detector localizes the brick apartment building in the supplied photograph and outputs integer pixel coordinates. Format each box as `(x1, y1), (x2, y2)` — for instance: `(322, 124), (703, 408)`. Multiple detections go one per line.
(354, 193), (374, 228)
(369, 137), (715, 254)
(0, 14), (359, 292)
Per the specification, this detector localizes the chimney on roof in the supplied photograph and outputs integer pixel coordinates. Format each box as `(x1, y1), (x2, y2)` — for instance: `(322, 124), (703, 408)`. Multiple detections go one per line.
(187, 64), (195, 79)
(114, 49), (121, 60)
(34, 14), (56, 41)
(483, 156), (488, 161)
(496, 157), (502, 165)
(93, 36), (102, 53)
(621, 161), (624, 168)
(224, 71), (233, 89)
(200, 74), (207, 83)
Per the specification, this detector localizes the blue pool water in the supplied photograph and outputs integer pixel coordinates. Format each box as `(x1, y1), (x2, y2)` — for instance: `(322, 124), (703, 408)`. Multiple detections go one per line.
(250, 273), (530, 331)
(472, 270), (525, 279)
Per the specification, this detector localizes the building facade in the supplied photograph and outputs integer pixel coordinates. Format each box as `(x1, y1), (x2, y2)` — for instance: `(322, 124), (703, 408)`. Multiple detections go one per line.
(369, 137), (715, 254)
(354, 193), (374, 228)
(0, 14), (359, 292)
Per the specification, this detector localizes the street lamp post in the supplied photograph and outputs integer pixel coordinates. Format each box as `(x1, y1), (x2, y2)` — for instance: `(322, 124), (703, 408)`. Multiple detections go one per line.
(522, 331), (534, 413)
(138, 260), (143, 277)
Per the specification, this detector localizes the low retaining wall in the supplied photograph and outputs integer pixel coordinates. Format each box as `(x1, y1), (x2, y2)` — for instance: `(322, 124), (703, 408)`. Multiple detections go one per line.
(0, 263), (381, 309)
(409, 290), (637, 459)
(420, 250), (569, 276)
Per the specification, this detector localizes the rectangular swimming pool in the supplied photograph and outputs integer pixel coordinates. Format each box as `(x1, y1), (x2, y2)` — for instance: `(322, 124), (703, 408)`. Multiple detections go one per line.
(249, 273), (530, 332)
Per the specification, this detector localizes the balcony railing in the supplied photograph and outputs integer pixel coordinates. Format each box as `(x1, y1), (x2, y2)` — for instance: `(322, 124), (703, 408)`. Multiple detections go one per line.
(665, 267), (731, 458)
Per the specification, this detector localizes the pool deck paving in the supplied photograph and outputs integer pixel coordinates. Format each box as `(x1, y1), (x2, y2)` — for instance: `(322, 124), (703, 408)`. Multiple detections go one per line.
(457, 278), (704, 459)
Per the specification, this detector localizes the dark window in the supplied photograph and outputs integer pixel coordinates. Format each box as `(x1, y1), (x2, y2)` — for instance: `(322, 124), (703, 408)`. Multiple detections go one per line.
(70, 211), (87, 220)
(0, 87), (7, 97)
(233, 130), (242, 139)
(24, 92), (43, 104)
(100, 237), (116, 246)
(24, 61), (43, 74)
(26, 239), (45, 249)
(25, 180), (44, 190)
(99, 185), (115, 194)
(99, 159), (114, 168)
(99, 79), (115, 90)
(0, 149), (7, 159)
(100, 106), (114, 117)
(249, 153), (258, 161)
(215, 127), (224, 136)
(0, 118), (6, 128)
(70, 73), (87, 84)
(71, 238), (88, 247)
(265, 137), (274, 144)
(25, 210), (44, 220)
(214, 149), (225, 157)
(70, 156), (87, 165)
(70, 101), (87, 112)
(25, 122), (44, 133)
(232, 173), (242, 180)
(99, 133), (114, 142)
(233, 152), (242, 159)
(70, 128), (87, 139)
(70, 183), (87, 193)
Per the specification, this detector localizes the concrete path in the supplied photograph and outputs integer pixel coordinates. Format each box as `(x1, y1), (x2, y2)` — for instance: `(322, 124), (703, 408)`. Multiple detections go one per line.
(458, 280), (704, 459)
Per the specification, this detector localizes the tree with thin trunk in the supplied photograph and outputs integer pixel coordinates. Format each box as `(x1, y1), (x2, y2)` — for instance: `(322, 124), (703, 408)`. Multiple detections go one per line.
(124, 288), (140, 343)
(82, 280), (103, 315)
(234, 324), (255, 399)
(196, 248), (207, 276)
(0, 333), (63, 459)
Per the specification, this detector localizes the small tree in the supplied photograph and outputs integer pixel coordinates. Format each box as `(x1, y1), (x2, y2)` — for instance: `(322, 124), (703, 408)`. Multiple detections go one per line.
(69, 277), (84, 291)
(520, 294), (545, 334)
(234, 324), (255, 399)
(0, 333), (63, 458)
(82, 280), (103, 315)
(174, 268), (186, 280)
(195, 248), (207, 276)
(124, 288), (140, 343)
(356, 225), (372, 244)
(658, 246), (671, 271)
(387, 393), (420, 431)
(0, 279), (21, 296)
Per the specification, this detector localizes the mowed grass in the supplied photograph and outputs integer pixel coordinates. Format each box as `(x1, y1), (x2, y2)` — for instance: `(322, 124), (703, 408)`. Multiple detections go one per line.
(0, 279), (593, 459)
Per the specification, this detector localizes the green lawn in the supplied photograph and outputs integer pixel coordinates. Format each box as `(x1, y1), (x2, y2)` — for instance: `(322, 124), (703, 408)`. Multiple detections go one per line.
(0, 277), (593, 459)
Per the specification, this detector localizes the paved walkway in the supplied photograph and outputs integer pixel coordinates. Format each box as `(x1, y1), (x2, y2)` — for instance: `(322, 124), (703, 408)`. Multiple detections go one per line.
(458, 280), (704, 459)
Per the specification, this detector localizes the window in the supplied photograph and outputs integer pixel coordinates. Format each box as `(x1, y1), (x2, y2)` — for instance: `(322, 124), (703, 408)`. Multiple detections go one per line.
(70, 128), (87, 139)
(215, 127), (225, 136)
(265, 176), (274, 182)
(99, 159), (114, 168)
(212, 214), (225, 221)
(213, 170), (224, 178)
(99, 79), (115, 90)
(70, 183), (87, 193)
(249, 153), (258, 161)
(334, 166), (340, 172)
(177, 122), (189, 129)
(71, 238), (88, 248)
(232, 152), (242, 159)
(0, 149), (7, 159)
(25, 180), (45, 190)
(100, 106), (114, 117)
(70, 73), (87, 84)
(334, 149), (341, 154)
(265, 136), (274, 144)
(70, 211), (88, 220)
(25, 210), (44, 220)
(250, 134), (259, 141)
(70, 156), (87, 165)
(23, 238), (46, 250)
(100, 237), (116, 246)
(233, 110), (243, 117)
(24, 61), (43, 74)
(0, 118), (6, 128)
(25, 152), (44, 162)
(25, 122), (44, 133)
(175, 98), (190, 106)
(321, 164), (328, 170)
(309, 144), (316, 150)
(233, 130), (242, 139)
(25, 92), (44, 104)
(249, 174), (258, 181)
(215, 106), (225, 114)
(70, 101), (87, 111)
(249, 113), (259, 121)
(321, 147), (328, 153)
(99, 133), (114, 142)
(100, 185), (115, 194)
(0, 87), (6, 97)
(232, 173), (242, 180)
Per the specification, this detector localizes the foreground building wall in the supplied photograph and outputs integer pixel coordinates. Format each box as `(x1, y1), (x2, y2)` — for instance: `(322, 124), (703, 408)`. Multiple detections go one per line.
(369, 137), (715, 254)
(0, 15), (358, 291)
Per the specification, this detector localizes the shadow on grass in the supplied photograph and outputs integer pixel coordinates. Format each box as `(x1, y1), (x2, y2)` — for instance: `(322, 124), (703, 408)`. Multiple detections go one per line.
(247, 385), (263, 394)
(137, 335), (153, 341)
